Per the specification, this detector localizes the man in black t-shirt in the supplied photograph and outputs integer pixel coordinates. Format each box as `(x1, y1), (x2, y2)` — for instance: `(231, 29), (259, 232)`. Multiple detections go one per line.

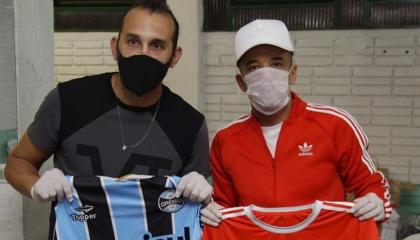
(5, 1), (212, 238)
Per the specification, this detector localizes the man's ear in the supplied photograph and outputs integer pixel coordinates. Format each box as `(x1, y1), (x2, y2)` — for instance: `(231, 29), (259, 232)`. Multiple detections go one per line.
(169, 47), (182, 68)
(110, 36), (119, 61)
(289, 64), (297, 85)
(235, 74), (247, 92)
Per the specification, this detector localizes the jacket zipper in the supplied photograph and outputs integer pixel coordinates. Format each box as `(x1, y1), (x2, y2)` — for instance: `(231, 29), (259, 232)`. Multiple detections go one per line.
(273, 156), (277, 205)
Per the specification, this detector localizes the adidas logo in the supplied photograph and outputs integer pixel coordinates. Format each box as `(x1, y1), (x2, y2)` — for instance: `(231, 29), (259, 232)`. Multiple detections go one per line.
(298, 142), (313, 157)
(71, 205), (96, 222)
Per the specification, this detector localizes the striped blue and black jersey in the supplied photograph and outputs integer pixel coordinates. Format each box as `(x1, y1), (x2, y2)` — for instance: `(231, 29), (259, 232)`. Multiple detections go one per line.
(26, 73), (210, 239)
(54, 175), (202, 240)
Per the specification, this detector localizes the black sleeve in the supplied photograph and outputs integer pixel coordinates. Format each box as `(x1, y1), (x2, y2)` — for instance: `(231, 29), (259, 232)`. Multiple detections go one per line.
(179, 120), (210, 177)
(27, 88), (61, 153)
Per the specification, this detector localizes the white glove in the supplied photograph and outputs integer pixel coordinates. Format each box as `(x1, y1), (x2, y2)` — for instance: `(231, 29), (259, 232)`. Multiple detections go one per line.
(200, 201), (224, 227)
(350, 192), (385, 221)
(31, 168), (73, 202)
(175, 171), (213, 202)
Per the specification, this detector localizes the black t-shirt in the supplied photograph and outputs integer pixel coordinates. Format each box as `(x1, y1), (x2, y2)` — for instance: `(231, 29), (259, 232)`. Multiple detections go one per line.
(27, 73), (210, 177)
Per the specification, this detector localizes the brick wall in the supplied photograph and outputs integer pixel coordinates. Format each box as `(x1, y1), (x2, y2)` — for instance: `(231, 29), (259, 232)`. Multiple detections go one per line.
(202, 30), (420, 183)
(54, 29), (420, 183)
(54, 33), (118, 83)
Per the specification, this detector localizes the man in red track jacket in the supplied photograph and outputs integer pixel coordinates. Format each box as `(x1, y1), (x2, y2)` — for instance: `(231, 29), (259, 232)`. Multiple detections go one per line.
(201, 19), (391, 227)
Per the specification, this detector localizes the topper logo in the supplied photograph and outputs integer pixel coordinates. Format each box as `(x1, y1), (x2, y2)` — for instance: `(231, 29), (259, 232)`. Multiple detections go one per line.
(71, 205), (96, 222)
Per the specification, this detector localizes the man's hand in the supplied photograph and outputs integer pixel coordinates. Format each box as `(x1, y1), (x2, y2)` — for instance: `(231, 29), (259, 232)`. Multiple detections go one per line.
(201, 201), (224, 227)
(175, 171), (213, 202)
(31, 168), (73, 202)
(351, 192), (385, 221)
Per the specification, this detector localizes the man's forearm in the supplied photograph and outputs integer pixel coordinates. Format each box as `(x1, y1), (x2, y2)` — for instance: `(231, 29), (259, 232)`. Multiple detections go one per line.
(5, 155), (40, 198)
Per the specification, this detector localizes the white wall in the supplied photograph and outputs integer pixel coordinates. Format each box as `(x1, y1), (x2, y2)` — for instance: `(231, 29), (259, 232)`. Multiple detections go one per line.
(202, 29), (420, 183)
(14, 0), (54, 239)
(0, 2), (22, 240)
(0, 182), (23, 240)
(0, 1), (16, 131)
(167, 0), (203, 109)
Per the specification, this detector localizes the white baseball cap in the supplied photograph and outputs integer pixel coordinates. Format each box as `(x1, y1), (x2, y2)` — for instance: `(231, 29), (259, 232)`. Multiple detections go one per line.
(235, 19), (294, 63)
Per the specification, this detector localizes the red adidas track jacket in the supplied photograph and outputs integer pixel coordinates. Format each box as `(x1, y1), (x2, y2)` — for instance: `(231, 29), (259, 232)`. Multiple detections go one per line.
(211, 92), (391, 219)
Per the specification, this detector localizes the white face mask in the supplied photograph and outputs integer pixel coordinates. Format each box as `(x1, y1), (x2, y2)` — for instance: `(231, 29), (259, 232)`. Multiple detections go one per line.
(243, 67), (291, 115)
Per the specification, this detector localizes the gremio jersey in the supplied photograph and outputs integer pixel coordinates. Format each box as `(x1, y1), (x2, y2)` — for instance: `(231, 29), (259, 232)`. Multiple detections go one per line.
(203, 201), (379, 240)
(54, 175), (201, 240)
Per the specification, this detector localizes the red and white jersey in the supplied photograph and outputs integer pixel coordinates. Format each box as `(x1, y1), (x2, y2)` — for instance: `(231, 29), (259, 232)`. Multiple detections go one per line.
(203, 201), (379, 240)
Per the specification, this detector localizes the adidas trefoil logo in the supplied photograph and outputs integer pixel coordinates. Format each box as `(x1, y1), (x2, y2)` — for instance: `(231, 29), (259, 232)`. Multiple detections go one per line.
(298, 142), (313, 156)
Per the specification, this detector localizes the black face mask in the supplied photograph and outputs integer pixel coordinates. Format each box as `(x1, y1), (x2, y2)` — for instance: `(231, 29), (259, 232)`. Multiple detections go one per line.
(117, 53), (170, 96)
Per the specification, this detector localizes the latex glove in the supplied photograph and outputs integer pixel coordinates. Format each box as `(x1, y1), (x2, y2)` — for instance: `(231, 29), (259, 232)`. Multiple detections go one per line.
(31, 168), (73, 202)
(175, 171), (213, 202)
(350, 192), (384, 221)
(200, 201), (224, 227)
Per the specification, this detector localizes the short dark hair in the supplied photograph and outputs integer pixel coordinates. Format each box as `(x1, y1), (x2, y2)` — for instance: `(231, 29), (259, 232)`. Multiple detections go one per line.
(118, 0), (180, 52)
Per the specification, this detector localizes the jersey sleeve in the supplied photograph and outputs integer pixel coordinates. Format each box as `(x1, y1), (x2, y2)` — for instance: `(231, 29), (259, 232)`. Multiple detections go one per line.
(179, 120), (210, 177)
(211, 134), (239, 208)
(334, 112), (392, 219)
(27, 88), (61, 153)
